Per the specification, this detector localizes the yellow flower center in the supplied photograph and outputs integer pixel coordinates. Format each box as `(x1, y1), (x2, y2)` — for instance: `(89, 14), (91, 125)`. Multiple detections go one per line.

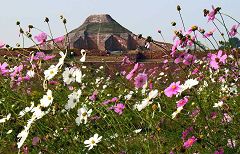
(91, 140), (95, 144)
(48, 96), (52, 100)
(50, 70), (54, 74)
(82, 112), (87, 116)
(171, 85), (176, 89)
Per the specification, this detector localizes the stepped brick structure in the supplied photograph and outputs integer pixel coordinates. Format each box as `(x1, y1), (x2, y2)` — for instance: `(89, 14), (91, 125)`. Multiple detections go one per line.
(37, 14), (172, 53)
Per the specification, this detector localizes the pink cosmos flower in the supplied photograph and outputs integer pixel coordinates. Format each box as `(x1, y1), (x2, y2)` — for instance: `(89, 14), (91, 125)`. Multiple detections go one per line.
(102, 100), (111, 106)
(49, 80), (58, 85)
(214, 148), (224, 154)
(32, 136), (40, 146)
(32, 52), (55, 61)
(203, 29), (215, 38)
(192, 68), (199, 75)
(171, 39), (181, 56)
(10, 65), (23, 78)
(0, 41), (5, 48)
(208, 6), (217, 22)
(53, 36), (65, 43)
(177, 96), (189, 108)
(163, 59), (168, 63)
(183, 136), (197, 149)
(182, 127), (193, 140)
(222, 113), (232, 123)
(229, 24), (239, 37)
(121, 56), (133, 66)
(0, 62), (9, 75)
(113, 103), (125, 115)
(89, 90), (98, 101)
(111, 97), (118, 102)
(34, 32), (47, 44)
(126, 63), (139, 80)
(134, 73), (147, 88)
(174, 52), (196, 65)
(164, 81), (181, 98)
(210, 50), (227, 69)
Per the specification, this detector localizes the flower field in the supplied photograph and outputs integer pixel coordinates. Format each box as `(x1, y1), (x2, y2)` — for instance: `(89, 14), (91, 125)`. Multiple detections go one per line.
(0, 5), (239, 154)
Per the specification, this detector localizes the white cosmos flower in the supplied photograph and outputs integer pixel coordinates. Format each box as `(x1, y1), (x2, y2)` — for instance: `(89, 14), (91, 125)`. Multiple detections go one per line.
(136, 99), (152, 111)
(65, 89), (82, 110)
(133, 129), (142, 133)
(62, 67), (76, 84)
(56, 51), (67, 68)
(179, 78), (199, 95)
(19, 102), (35, 117)
(148, 89), (158, 100)
(124, 91), (134, 100)
(213, 101), (223, 108)
(184, 79), (199, 88)
(80, 49), (86, 62)
(172, 107), (183, 119)
(84, 134), (102, 150)
(44, 65), (58, 80)
(0, 113), (11, 123)
(17, 127), (30, 148)
(40, 90), (53, 108)
(74, 68), (82, 83)
(26, 70), (35, 78)
(6, 130), (13, 134)
(135, 89), (158, 111)
(75, 107), (92, 125)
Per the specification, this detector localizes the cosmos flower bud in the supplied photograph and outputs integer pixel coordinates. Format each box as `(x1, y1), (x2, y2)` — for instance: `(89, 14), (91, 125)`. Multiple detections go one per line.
(199, 28), (205, 34)
(19, 28), (24, 34)
(16, 21), (20, 25)
(203, 9), (209, 17)
(45, 17), (49, 23)
(137, 34), (142, 39)
(215, 7), (221, 12)
(146, 36), (153, 42)
(26, 32), (32, 38)
(171, 22), (176, 26)
(191, 25), (198, 31)
(152, 104), (158, 111)
(16, 43), (20, 47)
(63, 18), (67, 24)
(28, 25), (34, 29)
(177, 5), (181, 11)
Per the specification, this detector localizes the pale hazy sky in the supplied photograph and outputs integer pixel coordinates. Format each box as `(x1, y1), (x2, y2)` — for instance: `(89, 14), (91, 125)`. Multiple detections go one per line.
(0, 0), (239, 47)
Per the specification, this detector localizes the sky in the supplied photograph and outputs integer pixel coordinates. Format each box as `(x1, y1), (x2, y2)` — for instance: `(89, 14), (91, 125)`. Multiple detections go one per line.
(0, 0), (239, 47)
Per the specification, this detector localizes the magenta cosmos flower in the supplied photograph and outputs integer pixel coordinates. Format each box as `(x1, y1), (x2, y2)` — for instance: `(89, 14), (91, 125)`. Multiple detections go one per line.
(177, 96), (189, 108)
(229, 24), (239, 37)
(114, 103), (125, 115)
(126, 63), (139, 80)
(34, 32), (47, 44)
(164, 81), (181, 98)
(134, 73), (147, 88)
(183, 136), (197, 149)
(210, 50), (227, 69)
(0, 62), (9, 75)
(208, 6), (217, 22)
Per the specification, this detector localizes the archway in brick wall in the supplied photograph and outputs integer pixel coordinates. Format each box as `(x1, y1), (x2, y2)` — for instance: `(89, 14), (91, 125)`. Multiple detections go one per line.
(105, 35), (122, 51)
